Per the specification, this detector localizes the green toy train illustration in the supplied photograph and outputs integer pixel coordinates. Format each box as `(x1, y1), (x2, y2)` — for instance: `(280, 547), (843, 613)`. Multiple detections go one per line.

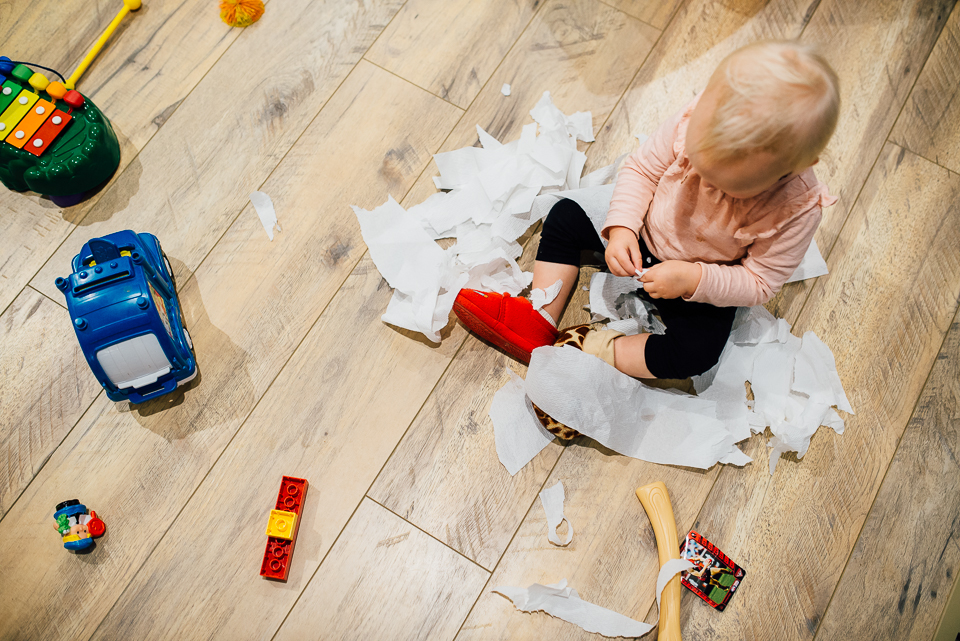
(0, 56), (120, 206)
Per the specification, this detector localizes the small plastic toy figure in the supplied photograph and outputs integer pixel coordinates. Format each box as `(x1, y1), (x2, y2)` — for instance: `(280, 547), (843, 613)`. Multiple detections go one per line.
(53, 500), (106, 551)
(57, 231), (197, 403)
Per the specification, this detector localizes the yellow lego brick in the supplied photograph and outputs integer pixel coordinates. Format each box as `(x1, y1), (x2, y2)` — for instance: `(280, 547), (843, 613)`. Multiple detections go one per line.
(0, 89), (39, 140)
(266, 509), (297, 540)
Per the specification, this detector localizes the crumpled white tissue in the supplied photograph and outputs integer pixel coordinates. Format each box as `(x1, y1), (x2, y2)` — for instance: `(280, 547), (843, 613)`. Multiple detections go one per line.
(784, 238), (829, 283)
(354, 92), (597, 342)
(250, 191), (280, 240)
(489, 370), (555, 475)
(525, 346), (752, 469)
(539, 481), (573, 546)
(530, 279), (563, 311)
(501, 83), (511, 96)
(494, 579), (653, 638)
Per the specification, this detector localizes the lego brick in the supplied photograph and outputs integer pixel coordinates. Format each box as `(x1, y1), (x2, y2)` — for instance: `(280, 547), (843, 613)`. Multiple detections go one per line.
(6, 99), (53, 149)
(274, 476), (308, 514)
(260, 537), (292, 580)
(0, 80), (21, 114)
(25, 109), (71, 157)
(0, 89), (38, 140)
(265, 509), (298, 540)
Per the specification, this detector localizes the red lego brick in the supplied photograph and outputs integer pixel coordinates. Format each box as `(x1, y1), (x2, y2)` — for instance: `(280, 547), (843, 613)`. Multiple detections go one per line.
(260, 476), (308, 581)
(260, 537), (291, 580)
(275, 476), (307, 514)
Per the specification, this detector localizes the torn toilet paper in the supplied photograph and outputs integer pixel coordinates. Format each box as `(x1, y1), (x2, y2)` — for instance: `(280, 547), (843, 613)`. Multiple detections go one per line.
(495, 563), (692, 639)
(502, 83), (511, 96)
(489, 370), (555, 475)
(490, 304), (852, 475)
(539, 481), (573, 546)
(250, 191), (280, 240)
(530, 279), (563, 311)
(495, 579), (652, 638)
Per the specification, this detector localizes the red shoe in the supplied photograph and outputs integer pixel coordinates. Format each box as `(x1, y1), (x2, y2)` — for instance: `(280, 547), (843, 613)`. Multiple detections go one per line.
(453, 289), (559, 364)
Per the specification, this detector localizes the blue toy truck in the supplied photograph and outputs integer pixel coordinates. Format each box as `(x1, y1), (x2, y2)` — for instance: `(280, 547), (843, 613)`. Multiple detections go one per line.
(56, 231), (197, 403)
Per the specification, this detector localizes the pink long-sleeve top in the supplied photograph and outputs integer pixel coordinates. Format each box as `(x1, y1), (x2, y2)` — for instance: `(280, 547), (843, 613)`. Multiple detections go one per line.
(603, 95), (837, 307)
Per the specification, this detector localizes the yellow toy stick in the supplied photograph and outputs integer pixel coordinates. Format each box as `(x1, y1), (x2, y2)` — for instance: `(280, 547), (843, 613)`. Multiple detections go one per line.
(65, 0), (142, 90)
(636, 481), (683, 641)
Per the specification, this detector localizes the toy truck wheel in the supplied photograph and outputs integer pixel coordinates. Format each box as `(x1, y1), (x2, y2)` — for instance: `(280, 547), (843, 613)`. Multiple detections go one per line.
(163, 255), (175, 287)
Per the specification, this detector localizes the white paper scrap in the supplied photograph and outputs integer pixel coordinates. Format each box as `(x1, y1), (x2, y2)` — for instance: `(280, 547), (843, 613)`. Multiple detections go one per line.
(530, 279), (563, 311)
(502, 83), (511, 96)
(525, 346), (751, 469)
(494, 579), (652, 638)
(250, 191), (280, 240)
(785, 238), (829, 283)
(490, 370), (555, 475)
(539, 481), (573, 546)
(656, 559), (694, 609)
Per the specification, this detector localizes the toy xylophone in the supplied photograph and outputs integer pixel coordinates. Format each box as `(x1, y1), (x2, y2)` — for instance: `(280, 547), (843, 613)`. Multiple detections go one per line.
(0, 56), (120, 206)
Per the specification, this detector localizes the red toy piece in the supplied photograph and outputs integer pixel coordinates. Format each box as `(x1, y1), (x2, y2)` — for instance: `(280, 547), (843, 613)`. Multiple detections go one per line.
(453, 289), (558, 364)
(259, 476), (307, 581)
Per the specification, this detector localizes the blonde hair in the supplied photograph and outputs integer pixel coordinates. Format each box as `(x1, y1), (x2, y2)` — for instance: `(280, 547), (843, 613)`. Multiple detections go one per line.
(696, 41), (840, 170)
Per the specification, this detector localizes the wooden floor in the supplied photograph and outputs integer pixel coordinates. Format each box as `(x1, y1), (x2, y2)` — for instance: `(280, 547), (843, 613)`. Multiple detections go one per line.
(2, 0), (959, 639)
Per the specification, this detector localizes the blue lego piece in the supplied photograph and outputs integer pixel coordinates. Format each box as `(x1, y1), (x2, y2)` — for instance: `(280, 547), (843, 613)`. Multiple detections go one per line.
(56, 231), (197, 403)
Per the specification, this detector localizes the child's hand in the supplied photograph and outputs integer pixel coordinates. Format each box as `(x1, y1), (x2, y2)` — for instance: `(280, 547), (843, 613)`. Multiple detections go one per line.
(605, 227), (643, 277)
(640, 260), (702, 299)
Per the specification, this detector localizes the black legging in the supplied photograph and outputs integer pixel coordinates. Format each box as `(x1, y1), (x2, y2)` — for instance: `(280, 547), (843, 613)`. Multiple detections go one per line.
(535, 198), (737, 379)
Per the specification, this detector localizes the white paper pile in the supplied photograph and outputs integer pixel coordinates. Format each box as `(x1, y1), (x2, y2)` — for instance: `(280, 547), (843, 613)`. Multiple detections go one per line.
(491, 305), (852, 475)
(353, 92), (595, 342)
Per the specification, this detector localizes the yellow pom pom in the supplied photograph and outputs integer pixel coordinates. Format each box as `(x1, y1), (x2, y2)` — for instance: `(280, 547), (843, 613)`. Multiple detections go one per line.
(220, 0), (264, 28)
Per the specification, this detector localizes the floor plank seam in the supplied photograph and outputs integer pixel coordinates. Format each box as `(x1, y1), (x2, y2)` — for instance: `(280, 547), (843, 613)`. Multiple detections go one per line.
(362, 59), (468, 111)
(366, 496), (493, 573)
(812, 299), (960, 641)
(594, 0), (672, 31)
(27, 284), (67, 310)
(883, 143), (960, 179)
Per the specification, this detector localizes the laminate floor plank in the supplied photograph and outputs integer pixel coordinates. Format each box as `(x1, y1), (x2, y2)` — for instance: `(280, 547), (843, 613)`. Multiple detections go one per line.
(0, 61), (459, 641)
(891, 3), (960, 175)
(814, 310), (960, 639)
(0, 288), (102, 518)
(366, 0), (541, 108)
(276, 499), (490, 641)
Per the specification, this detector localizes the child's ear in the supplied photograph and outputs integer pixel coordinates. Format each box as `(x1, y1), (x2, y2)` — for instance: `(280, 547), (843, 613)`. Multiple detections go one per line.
(810, 157), (820, 167)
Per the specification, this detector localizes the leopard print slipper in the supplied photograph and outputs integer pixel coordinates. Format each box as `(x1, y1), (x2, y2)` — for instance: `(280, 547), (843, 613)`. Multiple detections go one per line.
(532, 325), (591, 440)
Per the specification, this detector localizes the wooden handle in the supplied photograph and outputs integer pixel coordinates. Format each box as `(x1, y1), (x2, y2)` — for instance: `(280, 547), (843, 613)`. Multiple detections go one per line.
(637, 481), (682, 641)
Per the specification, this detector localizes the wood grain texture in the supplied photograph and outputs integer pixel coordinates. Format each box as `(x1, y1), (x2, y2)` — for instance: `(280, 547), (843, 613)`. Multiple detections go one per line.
(455, 443), (718, 640)
(891, 3), (960, 175)
(815, 312), (960, 640)
(366, 0), (542, 108)
(276, 499), (489, 641)
(0, 61), (457, 641)
(0, 288), (101, 518)
(682, 144), (960, 640)
(29, 0), (405, 302)
(599, 0), (685, 29)
(92, 250), (464, 640)
(0, 0), (251, 313)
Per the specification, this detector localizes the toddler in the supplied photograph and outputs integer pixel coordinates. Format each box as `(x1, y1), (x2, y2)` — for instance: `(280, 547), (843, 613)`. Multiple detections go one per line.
(454, 40), (839, 381)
